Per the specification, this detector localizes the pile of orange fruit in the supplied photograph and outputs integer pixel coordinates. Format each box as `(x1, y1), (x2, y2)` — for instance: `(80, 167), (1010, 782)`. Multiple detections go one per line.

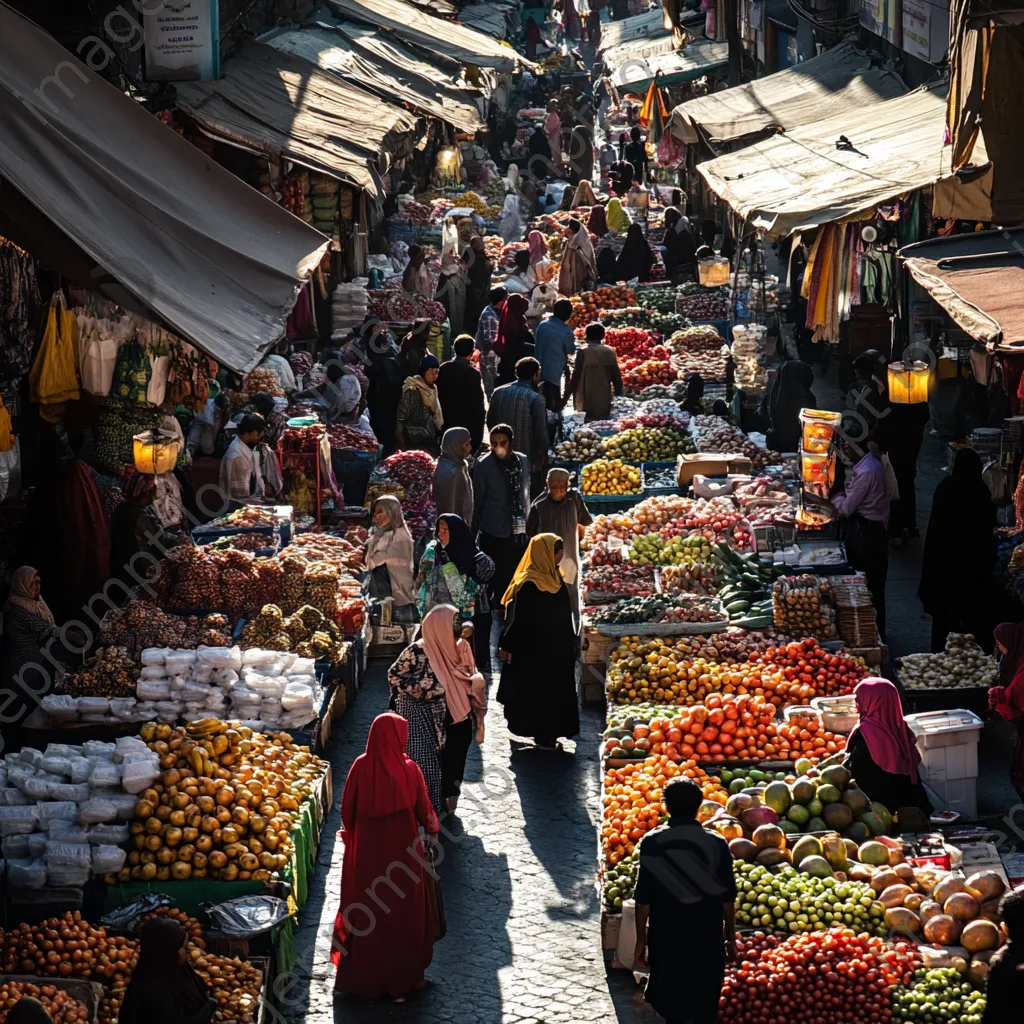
(777, 707), (847, 760)
(601, 754), (727, 862)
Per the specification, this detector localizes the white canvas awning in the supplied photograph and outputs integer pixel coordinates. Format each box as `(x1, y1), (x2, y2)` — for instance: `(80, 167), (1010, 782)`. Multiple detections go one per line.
(597, 9), (668, 53)
(326, 0), (533, 71)
(698, 86), (962, 235)
(668, 41), (907, 144)
(0, 3), (329, 374)
(609, 37), (729, 92)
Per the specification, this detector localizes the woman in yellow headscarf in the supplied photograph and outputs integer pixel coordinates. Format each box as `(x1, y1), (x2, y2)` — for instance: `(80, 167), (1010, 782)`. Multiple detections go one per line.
(605, 196), (628, 235)
(497, 534), (579, 749)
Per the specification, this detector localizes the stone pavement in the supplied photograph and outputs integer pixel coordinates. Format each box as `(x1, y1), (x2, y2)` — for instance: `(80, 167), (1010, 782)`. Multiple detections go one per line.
(286, 627), (651, 1024)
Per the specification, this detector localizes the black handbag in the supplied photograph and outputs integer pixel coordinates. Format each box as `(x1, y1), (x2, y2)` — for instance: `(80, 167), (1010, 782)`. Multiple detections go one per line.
(367, 564), (393, 599)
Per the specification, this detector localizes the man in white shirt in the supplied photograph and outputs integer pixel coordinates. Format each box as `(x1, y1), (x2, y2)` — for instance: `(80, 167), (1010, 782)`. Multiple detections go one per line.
(219, 415), (266, 503)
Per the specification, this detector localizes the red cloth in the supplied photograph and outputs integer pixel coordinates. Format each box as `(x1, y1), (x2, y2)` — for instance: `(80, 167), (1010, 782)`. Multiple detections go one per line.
(847, 677), (922, 783)
(991, 622), (1024, 720)
(494, 293), (529, 356)
(331, 714), (439, 999)
(58, 460), (111, 616)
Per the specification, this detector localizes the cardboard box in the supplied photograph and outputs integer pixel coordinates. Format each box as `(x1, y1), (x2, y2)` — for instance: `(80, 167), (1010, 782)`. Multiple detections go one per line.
(677, 453), (754, 486)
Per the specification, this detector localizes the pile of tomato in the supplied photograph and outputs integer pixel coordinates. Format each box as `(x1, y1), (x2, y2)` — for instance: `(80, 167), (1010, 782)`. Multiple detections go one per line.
(718, 928), (921, 1024)
(755, 638), (868, 705)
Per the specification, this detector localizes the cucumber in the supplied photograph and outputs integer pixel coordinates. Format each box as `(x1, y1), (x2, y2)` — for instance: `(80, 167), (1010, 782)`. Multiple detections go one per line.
(733, 615), (774, 629)
(725, 600), (750, 614)
(740, 572), (763, 587)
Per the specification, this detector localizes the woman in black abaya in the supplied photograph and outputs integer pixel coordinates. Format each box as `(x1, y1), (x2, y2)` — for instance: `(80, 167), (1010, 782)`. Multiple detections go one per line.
(497, 534), (579, 750)
(759, 359), (816, 452)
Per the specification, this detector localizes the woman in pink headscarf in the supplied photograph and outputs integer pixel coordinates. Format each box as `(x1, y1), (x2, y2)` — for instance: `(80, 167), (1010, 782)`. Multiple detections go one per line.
(527, 230), (555, 284)
(991, 621), (1024, 800)
(544, 100), (563, 173)
(421, 604), (486, 814)
(842, 677), (932, 820)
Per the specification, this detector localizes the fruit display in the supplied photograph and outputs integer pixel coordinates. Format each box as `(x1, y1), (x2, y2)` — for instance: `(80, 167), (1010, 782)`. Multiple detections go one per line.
(581, 563), (656, 600)
(599, 326), (661, 359)
(207, 533), (274, 554)
(569, 286), (636, 325)
(601, 426), (695, 461)
(583, 495), (695, 546)
(620, 357), (676, 393)
(657, 559), (724, 594)
(588, 593), (725, 626)
(368, 450), (437, 535)
(732, 862), (886, 935)
(581, 459), (642, 496)
(618, 412), (690, 431)
(137, 906), (205, 948)
(676, 290), (730, 320)
(602, 846), (638, 910)
(891, 968), (987, 1024)
(220, 507), (281, 529)
(899, 633), (999, 690)
(123, 719), (327, 883)
(635, 286), (677, 313)
(667, 324), (728, 354)
(553, 428), (603, 461)
(277, 423), (324, 455)
(241, 603), (346, 664)
(691, 415), (781, 470)
(601, 755), (727, 862)
(627, 533), (716, 568)
(718, 928), (921, 1024)
(773, 575), (839, 640)
(366, 290), (446, 323)
(714, 545), (782, 627)
(0, 980), (88, 1022)
(606, 634), (865, 707)
(596, 306), (652, 328)
(326, 423), (378, 453)
(99, 602), (233, 654)
(61, 647), (138, 698)
(710, 762), (893, 848)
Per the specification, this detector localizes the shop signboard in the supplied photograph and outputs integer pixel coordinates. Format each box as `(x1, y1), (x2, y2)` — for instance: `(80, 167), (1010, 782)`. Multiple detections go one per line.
(902, 0), (950, 63)
(860, 0), (902, 47)
(144, 0), (220, 81)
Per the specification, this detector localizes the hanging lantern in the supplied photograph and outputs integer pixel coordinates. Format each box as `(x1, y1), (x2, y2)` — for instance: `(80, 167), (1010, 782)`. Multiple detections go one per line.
(799, 408), (843, 453)
(887, 361), (931, 404)
(133, 429), (180, 474)
(434, 146), (460, 187)
(801, 448), (835, 499)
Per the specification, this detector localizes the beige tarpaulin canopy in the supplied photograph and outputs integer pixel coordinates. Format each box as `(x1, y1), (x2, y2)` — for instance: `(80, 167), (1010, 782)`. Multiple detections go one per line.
(698, 86), (966, 235)
(668, 41), (907, 144)
(609, 37), (729, 91)
(597, 9), (669, 53)
(263, 24), (485, 132)
(177, 40), (421, 198)
(900, 228), (1024, 351)
(326, 0), (534, 71)
(0, 3), (328, 374)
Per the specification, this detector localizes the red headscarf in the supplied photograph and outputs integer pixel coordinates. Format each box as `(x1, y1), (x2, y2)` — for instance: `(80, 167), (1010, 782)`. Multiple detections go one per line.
(588, 204), (608, 237)
(528, 230), (548, 265)
(344, 713), (419, 817)
(991, 622), (1024, 718)
(495, 293), (529, 355)
(847, 678), (921, 783)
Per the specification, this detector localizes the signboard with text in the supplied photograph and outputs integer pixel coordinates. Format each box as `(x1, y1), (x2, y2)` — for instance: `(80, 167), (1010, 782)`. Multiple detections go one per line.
(144, 0), (220, 81)
(860, 0), (902, 47)
(902, 0), (950, 63)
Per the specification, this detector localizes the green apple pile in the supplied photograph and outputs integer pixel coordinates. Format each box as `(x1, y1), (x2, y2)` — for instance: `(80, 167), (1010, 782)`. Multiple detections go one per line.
(627, 533), (714, 567)
(602, 848), (639, 910)
(890, 968), (986, 1024)
(734, 861), (886, 935)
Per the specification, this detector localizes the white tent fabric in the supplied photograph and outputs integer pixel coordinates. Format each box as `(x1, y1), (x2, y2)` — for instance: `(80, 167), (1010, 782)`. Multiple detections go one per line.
(263, 25), (484, 132)
(0, 3), (328, 374)
(597, 9), (667, 53)
(698, 86), (959, 235)
(668, 41), (907, 144)
(609, 37), (729, 90)
(326, 0), (533, 71)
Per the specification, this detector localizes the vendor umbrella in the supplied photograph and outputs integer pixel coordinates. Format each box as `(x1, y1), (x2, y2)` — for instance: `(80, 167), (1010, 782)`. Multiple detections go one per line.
(638, 77), (669, 144)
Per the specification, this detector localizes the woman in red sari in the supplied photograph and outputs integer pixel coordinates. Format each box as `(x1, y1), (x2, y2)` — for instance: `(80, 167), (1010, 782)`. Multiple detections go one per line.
(991, 622), (1024, 800)
(332, 713), (440, 1001)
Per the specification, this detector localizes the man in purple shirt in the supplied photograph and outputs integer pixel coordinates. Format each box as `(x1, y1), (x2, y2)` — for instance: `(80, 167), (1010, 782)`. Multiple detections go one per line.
(832, 442), (890, 639)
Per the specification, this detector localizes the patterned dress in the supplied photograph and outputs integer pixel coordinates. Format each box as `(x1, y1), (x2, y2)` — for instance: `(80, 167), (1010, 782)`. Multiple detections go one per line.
(388, 641), (448, 814)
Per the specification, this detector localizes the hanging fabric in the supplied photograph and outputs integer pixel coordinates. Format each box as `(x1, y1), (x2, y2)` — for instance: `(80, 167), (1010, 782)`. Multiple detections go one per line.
(0, 396), (12, 452)
(147, 350), (171, 406)
(639, 80), (669, 138)
(0, 240), (42, 378)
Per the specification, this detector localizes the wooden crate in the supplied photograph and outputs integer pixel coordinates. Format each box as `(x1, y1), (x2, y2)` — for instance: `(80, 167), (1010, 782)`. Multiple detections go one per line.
(582, 627), (617, 665)
(601, 910), (622, 953)
(580, 662), (607, 709)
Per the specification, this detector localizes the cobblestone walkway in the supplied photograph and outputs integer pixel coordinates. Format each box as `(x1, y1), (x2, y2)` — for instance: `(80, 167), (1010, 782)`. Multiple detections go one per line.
(287, 631), (652, 1024)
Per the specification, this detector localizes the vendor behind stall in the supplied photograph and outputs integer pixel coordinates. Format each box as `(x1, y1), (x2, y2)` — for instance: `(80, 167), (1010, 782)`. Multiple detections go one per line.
(219, 415), (266, 503)
(110, 470), (180, 589)
(842, 678), (932, 825)
(365, 496), (417, 615)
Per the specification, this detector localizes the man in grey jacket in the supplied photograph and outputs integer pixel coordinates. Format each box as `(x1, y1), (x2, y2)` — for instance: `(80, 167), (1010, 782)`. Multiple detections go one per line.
(472, 423), (531, 611)
(433, 427), (474, 525)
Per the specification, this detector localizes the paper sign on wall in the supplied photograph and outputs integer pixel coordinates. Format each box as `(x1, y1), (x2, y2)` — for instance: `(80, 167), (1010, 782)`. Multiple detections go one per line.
(144, 0), (220, 81)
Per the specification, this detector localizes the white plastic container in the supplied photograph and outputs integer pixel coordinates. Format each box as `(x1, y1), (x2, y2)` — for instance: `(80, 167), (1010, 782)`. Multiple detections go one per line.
(905, 709), (984, 818)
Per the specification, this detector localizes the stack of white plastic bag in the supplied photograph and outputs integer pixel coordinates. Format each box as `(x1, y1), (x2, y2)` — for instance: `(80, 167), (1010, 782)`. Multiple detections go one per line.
(39, 693), (153, 726)
(331, 280), (369, 338)
(0, 737), (154, 887)
(137, 646), (320, 731)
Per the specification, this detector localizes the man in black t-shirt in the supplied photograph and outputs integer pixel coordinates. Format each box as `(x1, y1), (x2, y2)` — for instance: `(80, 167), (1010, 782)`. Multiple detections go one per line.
(624, 126), (649, 184)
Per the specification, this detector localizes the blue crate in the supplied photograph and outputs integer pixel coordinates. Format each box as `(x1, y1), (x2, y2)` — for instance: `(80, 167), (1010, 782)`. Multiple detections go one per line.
(642, 461), (678, 496)
(582, 493), (644, 515)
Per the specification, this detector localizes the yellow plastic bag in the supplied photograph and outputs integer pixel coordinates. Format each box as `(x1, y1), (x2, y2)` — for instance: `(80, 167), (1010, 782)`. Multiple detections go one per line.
(29, 293), (79, 420)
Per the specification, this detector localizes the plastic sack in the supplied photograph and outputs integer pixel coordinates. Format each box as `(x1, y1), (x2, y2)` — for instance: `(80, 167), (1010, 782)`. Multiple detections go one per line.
(140, 665), (169, 679)
(136, 679), (172, 701)
(18, 749), (43, 769)
(242, 649), (281, 666)
(121, 760), (159, 795)
(155, 700), (185, 715)
(48, 863), (90, 886)
(0, 788), (29, 806)
(120, 750), (156, 766)
(92, 844), (127, 874)
(49, 782), (91, 803)
(281, 685), (313, 710)
(48, 823), (88, 843)
(2, 834), (30, 858)
(8, 768), (35, 793)
(88, 762), (122, 787)
(0, 806), (39, 836)
(26, 832), (47, 858)
(81, 713), (113, 724)
(278, 652), (297, 670)
(109, 698), (138, 720)
(0, 769), (6, 789)
(114, 736), (150, 762)
(211, 668), (239, 687)
(8, 857), (47, 888)
(86, 824), (130, 845)
(164, 651), (197, 672)
(106, 793), (139, 821)
(181, 680), (212, 700)
(41, 694), (78, 720)
(37, 801), (78, 823)
(44, 744), (82, 759)
(45, 840), (92, 867)
(78, 798), (117, 824)
(290, 657), (316, 675)
(68, 757), (92, 784)
(77, 697), (110, 715)
(41, 756), (71, 777)
(141, 648), (169, 666)
(202, 894), (289, 939)
(100, 892), (173, 933)
(83, 740), (116, 761)
(229, 685), (262, 706)
(196, 646), (242, 670)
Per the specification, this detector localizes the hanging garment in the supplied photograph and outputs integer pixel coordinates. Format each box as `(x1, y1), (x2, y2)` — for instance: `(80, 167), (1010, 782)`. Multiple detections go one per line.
(0, 241), (42, 378)
(0, 397), (12, 452)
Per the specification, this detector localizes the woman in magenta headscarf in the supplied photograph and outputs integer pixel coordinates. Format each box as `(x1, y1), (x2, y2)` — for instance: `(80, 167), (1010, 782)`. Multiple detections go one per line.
(527, 230), (554, 284)
(842, 677), (932, 820)
(991, 622), (1024, 800)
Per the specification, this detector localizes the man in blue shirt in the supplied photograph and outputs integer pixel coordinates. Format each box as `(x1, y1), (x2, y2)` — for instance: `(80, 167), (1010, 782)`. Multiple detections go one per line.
(533, 298), (576, 413)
